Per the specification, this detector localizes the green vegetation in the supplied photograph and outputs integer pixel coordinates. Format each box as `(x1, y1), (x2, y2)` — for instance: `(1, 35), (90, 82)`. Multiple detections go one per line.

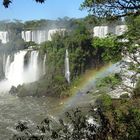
(96, 73), (122, 89)
(0, 21), (28, 53)
(81, 0), (140, 18)
(35, 21), (122, 97)
(0, 0), (139, 139)
(11, 14), (140, 139)
(92, 36), (122, 62)
(2, 0), (139, 139)
(11, 80), (140, 139)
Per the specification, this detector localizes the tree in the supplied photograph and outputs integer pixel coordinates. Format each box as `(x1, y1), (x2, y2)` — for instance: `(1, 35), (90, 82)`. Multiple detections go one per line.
(81, 0), (140, 18)
(3, 0), (46, 8)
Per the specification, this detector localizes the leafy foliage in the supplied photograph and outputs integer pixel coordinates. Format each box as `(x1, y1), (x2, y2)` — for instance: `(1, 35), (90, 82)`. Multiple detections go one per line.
(92, 35), (122, 62)
(96, 73), (122, 89)
(11, 87), (140, 140)
(81, 0), (140, 18)
(3, 0), (46, 8)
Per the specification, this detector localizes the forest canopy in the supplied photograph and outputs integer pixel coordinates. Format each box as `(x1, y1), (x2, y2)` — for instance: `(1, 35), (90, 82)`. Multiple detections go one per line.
(81, 0), (140, 18)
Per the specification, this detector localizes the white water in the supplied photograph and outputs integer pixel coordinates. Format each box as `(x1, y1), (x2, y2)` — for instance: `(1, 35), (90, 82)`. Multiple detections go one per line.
(65, 49), (70, 83)
(0, 31), (9, 44)
(0, 50), (40, 92)
(25, 51), (39, 82)
(115, 25), (127, 36)
(21, 31), (32, 42)
(6, 50), (27, 86)
(48, 28), (66, 41)
(21, 30), (48, 44)
(93, 25), (127, 38)
(43, 54), (46, 75)
(5, 55), (10, 78)
(93, 26), (109, 38)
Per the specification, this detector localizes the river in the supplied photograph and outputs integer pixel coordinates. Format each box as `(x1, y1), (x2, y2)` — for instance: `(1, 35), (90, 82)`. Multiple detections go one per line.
(0, 92), (63, 140)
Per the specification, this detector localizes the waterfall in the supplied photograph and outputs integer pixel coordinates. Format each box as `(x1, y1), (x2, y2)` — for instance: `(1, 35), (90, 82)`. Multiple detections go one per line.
(0, 50), (40, 92)
(115, 25), (127, 36)
(43, 54), (46, 75)
(5, 55), (10, 78)
(6, 50), (27, 86)
(21, 30), (48, 44)
(93, 25), (127, 38)
(48, 29), (66, 41)
(25, 51), (39, 82)
(93, 26), (108, 38)
(65, 49), (70, 83)
(0, 31), (9, 44)
(21, 31), (32, 42)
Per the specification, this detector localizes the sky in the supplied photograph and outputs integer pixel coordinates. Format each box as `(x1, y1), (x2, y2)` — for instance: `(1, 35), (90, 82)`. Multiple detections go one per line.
(0, 0), (88, 21)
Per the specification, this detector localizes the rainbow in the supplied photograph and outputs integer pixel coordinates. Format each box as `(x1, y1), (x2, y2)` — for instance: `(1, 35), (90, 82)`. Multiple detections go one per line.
(60, 62), (121, 112)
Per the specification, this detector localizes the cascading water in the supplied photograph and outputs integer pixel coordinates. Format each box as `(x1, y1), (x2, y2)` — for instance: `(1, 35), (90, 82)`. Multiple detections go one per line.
(93, 26), (109, 38)
(93, 25), (127, 38)
(5, 55), (10, 78)
(6, 50), (27, 86)
(0, 50), (40, 92)
(48, 28), (66, 41)
(0, 31), (9, 44)
(43, 54), (46, 75)
(25, 51), (39, 82)
(21, 30), (48, 44)
(65, 49), (70, 83)
(21, 31), (32, 42)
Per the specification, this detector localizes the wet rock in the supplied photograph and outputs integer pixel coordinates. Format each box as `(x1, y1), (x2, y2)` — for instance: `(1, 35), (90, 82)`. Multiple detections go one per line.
(9, 86), (18, 95)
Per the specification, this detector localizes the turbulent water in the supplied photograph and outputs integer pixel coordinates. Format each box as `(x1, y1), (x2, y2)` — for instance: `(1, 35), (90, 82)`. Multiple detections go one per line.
(0, 93), (63, 140)
(0, 49), (75, 139)
(0, 61), (130, 139)
(0, 49), (62, 139)
(0, 50), (47, 91)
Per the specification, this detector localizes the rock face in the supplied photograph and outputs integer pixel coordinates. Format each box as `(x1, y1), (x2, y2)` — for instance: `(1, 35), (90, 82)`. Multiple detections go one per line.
(0, 54), (5, 80)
